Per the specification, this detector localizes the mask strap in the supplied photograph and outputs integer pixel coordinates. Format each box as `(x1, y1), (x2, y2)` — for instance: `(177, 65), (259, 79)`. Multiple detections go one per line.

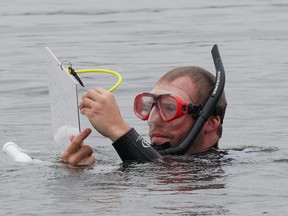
(188, 104), (202, 118)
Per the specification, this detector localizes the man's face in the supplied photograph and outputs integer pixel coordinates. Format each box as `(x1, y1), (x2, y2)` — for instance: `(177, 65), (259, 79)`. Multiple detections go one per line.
(148, 77), (197, 147)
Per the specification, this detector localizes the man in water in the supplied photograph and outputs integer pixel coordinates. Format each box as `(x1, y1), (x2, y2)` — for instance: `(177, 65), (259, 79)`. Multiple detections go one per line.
(61, 66), (227, 166)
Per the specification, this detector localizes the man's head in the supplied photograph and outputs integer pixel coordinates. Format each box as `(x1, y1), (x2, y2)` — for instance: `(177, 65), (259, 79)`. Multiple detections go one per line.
(134, 66), (227, 154)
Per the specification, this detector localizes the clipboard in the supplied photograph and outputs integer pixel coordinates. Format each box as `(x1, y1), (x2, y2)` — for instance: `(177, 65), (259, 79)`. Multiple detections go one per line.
(46, 47), (81, 149)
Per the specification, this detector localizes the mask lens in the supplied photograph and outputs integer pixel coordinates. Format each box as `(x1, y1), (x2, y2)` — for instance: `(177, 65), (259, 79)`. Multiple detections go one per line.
(134, 94), (154, 120)
(159, 96), (178, 120)
(135, 93), (189, 122)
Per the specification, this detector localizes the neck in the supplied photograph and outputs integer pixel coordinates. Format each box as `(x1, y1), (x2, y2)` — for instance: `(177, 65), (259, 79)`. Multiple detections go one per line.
(151, 142), (171, 151)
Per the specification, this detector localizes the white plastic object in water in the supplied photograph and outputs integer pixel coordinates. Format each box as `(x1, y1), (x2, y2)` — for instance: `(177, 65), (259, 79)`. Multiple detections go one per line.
(2, 142), (33, 163)
(54, 126), (79, 150)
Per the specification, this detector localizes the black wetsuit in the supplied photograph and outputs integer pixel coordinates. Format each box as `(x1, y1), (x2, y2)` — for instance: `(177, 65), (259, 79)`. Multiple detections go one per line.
(112, 128), (222, 163)
(112, 128), (162, 163)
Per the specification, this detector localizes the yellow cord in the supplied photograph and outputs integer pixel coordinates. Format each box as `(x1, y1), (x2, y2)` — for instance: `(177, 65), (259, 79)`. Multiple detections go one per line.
(75, 69), (122, 92)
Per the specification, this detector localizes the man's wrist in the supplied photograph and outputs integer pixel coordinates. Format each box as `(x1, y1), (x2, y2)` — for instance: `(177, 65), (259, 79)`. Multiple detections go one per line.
(109, 123), (132, 142)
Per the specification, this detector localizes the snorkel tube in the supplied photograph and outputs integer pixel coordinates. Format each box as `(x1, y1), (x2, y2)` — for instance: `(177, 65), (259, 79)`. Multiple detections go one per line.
(159, 44), (226, 155)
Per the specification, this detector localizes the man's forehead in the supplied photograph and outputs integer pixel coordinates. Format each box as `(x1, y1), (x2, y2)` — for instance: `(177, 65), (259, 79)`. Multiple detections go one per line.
(151, 78), (197, 103)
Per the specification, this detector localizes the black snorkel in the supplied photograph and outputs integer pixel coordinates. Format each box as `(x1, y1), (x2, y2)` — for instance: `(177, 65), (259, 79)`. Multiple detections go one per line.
(159, 44), (226, 155)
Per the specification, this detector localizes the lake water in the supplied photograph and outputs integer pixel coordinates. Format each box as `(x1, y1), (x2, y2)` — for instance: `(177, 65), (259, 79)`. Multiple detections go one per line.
(1, 0), (288, 215)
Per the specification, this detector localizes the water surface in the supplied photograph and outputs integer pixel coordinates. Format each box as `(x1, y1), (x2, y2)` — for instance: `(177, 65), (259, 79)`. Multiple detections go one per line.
(1, 0), (288, 215)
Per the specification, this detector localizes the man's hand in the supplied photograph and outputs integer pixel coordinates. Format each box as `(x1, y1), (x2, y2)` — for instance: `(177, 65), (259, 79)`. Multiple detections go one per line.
(61, 128), (96, 166)
(80, 88), (131, 141)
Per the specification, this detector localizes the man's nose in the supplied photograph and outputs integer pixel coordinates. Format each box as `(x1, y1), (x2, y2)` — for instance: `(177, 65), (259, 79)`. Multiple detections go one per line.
(147, 105), (164, 123)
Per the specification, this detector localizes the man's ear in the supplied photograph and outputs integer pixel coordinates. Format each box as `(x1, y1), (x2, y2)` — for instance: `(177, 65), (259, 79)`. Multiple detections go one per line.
(203, 116), (221, 133)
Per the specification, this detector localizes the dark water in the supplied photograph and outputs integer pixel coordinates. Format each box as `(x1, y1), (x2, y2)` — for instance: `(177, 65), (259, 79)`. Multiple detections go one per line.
(1, 0), (288, 215)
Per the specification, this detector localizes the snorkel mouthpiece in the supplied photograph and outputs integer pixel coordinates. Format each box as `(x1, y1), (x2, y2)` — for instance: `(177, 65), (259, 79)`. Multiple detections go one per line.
(159, 44), (226, 155)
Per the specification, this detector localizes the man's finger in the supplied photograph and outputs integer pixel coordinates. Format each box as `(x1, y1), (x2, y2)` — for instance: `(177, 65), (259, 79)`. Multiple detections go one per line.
(67, 145), (94, 166)
(83, 88), (103, 102)
(77, 155), (96, 166)
(80, 97), (95, 110)
(69, 135), (75, 142)
(65, 128), (92, 154)
(94, 87), (107, 94)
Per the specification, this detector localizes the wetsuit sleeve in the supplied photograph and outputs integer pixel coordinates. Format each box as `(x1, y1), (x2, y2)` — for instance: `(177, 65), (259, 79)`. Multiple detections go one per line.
(112, 128), (163, 163)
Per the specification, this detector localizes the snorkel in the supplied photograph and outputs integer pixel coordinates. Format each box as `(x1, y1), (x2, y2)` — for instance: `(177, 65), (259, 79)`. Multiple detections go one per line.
(159, 44), (226, 155)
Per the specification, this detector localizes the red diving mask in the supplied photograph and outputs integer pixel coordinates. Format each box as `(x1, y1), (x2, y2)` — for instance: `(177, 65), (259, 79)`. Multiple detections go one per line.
(134, 93), (201, 122)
